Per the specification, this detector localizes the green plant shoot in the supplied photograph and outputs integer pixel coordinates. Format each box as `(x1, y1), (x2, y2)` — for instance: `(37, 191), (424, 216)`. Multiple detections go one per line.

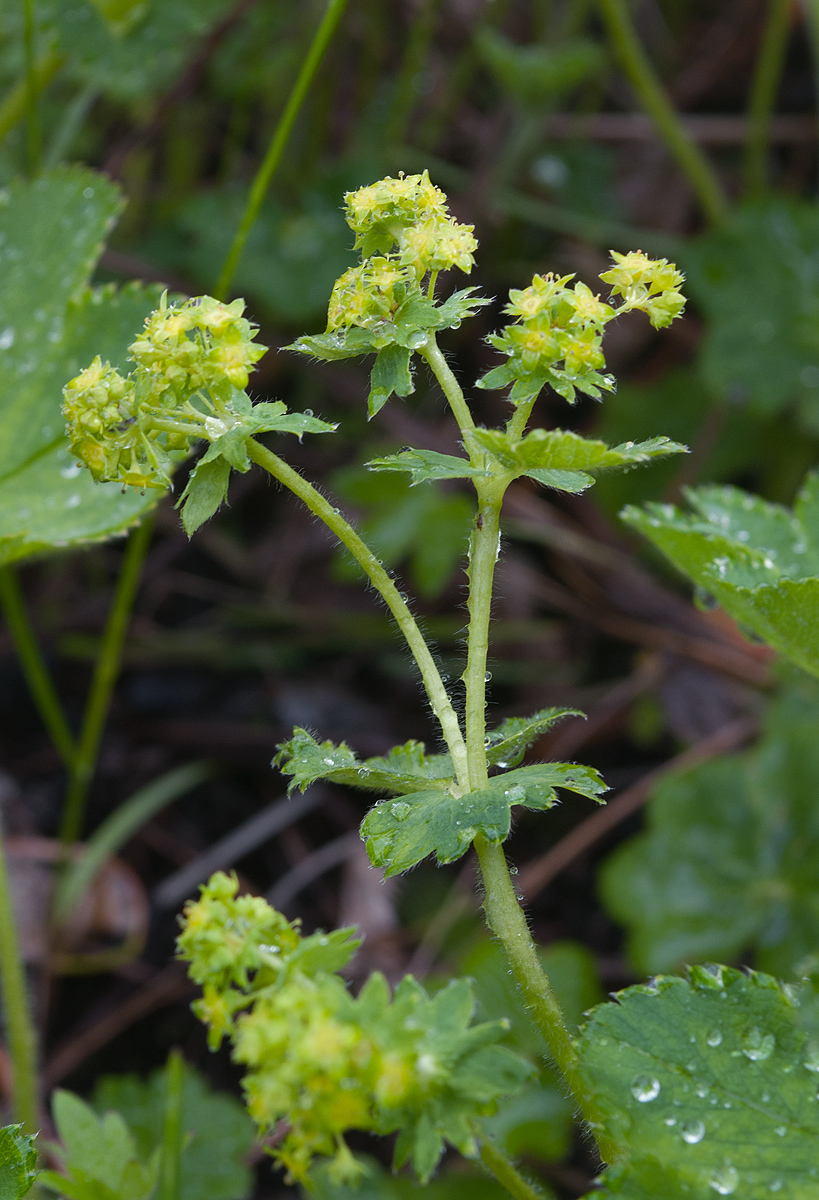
(60, 171), (819, 1197)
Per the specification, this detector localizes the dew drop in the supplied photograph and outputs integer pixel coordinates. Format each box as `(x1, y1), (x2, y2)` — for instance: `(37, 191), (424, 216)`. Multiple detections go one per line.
(774, 1126), (787, 1138)
(709, 1166), (740, 1195)
(0, 327), (15, 350)
(769, 1182), (783, 1193)
(696, 1082), (710, 1098)
(65, 493), (81, 509)
(663, 1117), (676, 1127)
(323, 757), (334, 765)
(680, 1119), (705, 1145)
(390, 802), (410, 821)
(742, 1027), (775, 1061)
(630, 1074), (660, 1103)
(706, 1029), (723, 1047)
(804, 1040), (819, 1072)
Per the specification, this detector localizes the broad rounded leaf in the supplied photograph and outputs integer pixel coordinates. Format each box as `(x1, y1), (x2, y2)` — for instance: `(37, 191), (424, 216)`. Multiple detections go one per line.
(579, 966), (819, 1198)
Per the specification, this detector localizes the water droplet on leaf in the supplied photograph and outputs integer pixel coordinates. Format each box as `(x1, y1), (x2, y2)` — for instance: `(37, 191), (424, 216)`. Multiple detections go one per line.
(680, 1119), (705, 1144)
(709, 1165), (740, 1194)
(630, 1074), (660, 1103)
(742, 1027), (775, 1061)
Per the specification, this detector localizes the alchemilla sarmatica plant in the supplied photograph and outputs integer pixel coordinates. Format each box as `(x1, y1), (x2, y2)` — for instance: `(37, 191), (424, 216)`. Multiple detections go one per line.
(59, 172), (819, 1200)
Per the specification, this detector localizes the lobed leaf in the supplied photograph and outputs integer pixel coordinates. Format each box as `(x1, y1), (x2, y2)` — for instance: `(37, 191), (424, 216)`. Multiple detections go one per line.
(578, 966), (819, 1198)
(274, 728), (454, 796)
(474, 428), (686, 480)
(366, 449), (486, 484)
(623, 474), (819, 678)
(362, 761), (607, 876)
(93, 1063), (255, 1200)
(0, 1126), (37, 1200)
(484, 706), (584, 768)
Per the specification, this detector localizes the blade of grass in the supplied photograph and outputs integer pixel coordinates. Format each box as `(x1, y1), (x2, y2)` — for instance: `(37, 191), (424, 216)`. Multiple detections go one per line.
(59, 517), (154, 849)
(214, 0), (350, 300)
(53, 761), (212, 924)
(0, 49), (61, 150)
(383, 0), (440, 148)
(21, 0), (42, 175)
(596, 0), (728, 224)
(159, 1049), (185, 1200)
(0, 818), (38, 1132)
(0, 566), (76, 770)
(745, 0), (792, 196)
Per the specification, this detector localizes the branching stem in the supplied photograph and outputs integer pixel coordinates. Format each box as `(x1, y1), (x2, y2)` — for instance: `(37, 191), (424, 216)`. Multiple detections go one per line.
(246, 438), (469, 788)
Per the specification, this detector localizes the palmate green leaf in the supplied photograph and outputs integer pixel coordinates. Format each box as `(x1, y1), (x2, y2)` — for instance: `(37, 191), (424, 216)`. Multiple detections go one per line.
(683, 199), (819, 432)
(0, 1126), (37, 1200)
(0, 171), (162, 563)
(578, 966), (819, 1199)
(601, 686), (819, 979)
(623, 474), (819, 678)
(352, 975), (532, 1181)
(93, 1064), (255, 1200)
(274, 728), (455, 796)
(362, 762), (607, 876)
(365, 449), (486, 484)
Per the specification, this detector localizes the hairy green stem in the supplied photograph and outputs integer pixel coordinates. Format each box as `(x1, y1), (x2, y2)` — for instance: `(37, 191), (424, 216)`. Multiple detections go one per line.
(21, 0), (41, 176)
(479, 1139), (546, 1200)
(464, 483), (502, 789)
(214, 0), (349, 300)
(0, 566), (76, 769)
(475, 835), (617, 1162)
(419, 336), (476, 434)
(596, 0), (728, 225)
(0, 818), (38, 1131)
(59, 518), (154, 848)
(744, 0), (791, 196)
(159, 1049), (185, 1200)
(245, 438), (469, 787)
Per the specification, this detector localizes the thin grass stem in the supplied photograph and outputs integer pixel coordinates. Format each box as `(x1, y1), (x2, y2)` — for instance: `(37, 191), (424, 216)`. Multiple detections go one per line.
(214, 0), (350, 301)
(744, 0), (791, 196)
(0, 566), (76, 769)
(0, 821), (38, 1132)
(478, 1139), (547, 1200)
(58, 518), (154, 848)
(21, 0), (41, 176)
(596, 0), (728, 225)
(159, 1049), (185, 1200)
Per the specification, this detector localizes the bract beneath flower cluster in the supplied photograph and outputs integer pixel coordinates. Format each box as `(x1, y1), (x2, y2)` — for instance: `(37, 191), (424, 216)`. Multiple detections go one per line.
(62, 294), (267, 490)
(177, 872), (531, 1187)
(480, 251), (686, 407)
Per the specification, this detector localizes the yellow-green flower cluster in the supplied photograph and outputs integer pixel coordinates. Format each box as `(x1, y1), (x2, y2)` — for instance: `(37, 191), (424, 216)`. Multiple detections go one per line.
(490, 273), (615, 382)
(338, 171), (476, 290)
(176, 872), (528, 1186)
(62, 295), (267, 489)
(61, 357), (144, 486)
(599, 249), (686, 329)
(326, 257), (415, 331)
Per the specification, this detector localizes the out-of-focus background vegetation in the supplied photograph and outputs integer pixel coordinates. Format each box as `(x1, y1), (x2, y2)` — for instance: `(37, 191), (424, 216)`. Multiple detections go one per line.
(4, 2), (819, 1196)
